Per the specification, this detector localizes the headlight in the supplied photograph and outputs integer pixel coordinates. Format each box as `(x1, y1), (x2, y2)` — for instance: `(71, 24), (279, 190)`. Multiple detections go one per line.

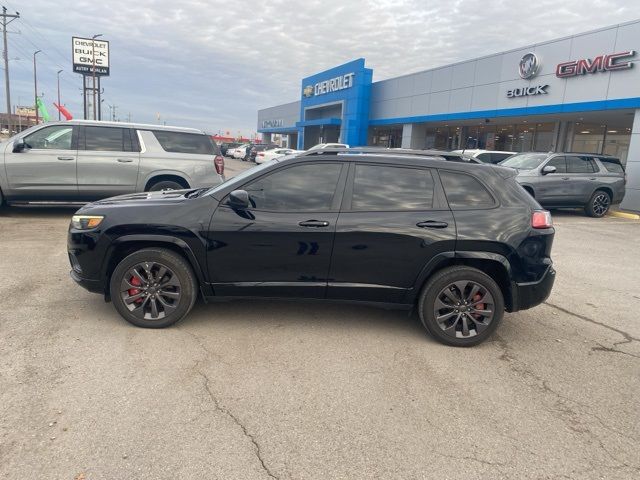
(71, 215), (104, 230)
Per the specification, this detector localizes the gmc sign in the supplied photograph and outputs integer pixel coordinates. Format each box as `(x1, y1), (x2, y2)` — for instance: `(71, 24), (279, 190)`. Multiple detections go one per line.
(556, 50), (636, 78)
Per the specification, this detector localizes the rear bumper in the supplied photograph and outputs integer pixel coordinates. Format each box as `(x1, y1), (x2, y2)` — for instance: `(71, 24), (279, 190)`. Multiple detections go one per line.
(511, 266), (556, 311)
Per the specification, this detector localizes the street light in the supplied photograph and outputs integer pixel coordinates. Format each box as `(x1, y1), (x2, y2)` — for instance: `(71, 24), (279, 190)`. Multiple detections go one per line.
(33, 50), (41, 124)
(91, 34), (102, 121)
(57, 69), (63, 120)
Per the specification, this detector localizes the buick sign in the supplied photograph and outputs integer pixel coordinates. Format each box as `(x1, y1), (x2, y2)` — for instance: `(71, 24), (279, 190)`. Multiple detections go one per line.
(507, 85), (549, 98)
(519, 53), (540, 79)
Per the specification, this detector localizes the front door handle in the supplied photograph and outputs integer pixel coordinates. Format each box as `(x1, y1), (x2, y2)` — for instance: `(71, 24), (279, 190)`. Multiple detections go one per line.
(57, 156), (75, 161)
(298, 220), (330, 228)
(416, 220), (449, 229)
(117, 158), (134, 163)
(562, 177), (570, 180)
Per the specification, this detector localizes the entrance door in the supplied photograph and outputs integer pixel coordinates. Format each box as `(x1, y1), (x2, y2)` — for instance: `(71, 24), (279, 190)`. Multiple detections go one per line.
(206, 162), (347, 298)
(4, 124), (78, 200)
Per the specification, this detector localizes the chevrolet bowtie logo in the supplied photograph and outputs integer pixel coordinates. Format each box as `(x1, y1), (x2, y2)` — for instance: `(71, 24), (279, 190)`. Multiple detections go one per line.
(303, 85), (314, 98)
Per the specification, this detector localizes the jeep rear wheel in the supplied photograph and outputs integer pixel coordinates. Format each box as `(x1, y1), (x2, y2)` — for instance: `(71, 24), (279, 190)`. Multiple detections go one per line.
(419, 266), (504, 347)
(110, 248), (197, 328)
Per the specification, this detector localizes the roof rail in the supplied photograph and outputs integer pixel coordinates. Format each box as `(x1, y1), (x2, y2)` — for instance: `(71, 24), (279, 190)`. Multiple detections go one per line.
(296, 147), (480, 163)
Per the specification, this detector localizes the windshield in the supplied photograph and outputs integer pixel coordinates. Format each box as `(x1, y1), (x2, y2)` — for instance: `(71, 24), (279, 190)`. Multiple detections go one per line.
(206, 159), (277, 196)
(500, 153), (548, 170)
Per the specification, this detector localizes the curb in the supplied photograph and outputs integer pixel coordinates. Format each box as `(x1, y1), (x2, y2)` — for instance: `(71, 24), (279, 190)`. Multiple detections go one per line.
(608, 209), (640, 220)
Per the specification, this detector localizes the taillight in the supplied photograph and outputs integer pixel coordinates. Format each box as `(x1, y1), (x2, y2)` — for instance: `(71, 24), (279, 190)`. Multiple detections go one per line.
(532, 210), (553, 229)
(214, 155), (224, 175)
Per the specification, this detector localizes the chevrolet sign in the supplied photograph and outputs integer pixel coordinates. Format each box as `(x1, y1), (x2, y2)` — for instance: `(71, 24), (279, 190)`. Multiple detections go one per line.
(303, 72), (355, 98)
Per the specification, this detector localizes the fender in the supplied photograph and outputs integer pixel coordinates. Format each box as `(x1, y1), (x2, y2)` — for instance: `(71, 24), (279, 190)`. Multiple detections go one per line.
(139, 169), (193, 191)
(104, 234), (212, 295)
(405, 251), (513, 303)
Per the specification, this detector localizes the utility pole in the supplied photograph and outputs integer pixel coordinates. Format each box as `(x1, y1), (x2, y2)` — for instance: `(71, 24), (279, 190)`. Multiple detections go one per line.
(33, 50), (40, 124)
(91, 34), (102, 120)
(1, 6), (19, 132)
(56, 70), (62, 120)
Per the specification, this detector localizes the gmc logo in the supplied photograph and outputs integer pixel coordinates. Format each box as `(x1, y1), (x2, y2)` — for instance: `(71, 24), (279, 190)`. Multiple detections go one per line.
(556, 50), (636, 77)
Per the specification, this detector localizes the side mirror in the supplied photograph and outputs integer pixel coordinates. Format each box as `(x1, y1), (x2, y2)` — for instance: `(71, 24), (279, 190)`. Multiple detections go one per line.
(541, 165), (557, 175)
(228, 189), (250, 209)
(12, 138), (27, 153)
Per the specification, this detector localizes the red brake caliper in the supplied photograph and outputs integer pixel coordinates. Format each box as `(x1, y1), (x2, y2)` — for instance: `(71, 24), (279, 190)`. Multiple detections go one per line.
(128, 275), (144, 304)
(472, 293), (485, 320)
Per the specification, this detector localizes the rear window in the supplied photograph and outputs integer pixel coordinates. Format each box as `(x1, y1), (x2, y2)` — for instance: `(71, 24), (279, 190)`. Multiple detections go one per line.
(600, 158), (625, 173)
(152, 131), (216, 155)
(439, 171), (495, 209)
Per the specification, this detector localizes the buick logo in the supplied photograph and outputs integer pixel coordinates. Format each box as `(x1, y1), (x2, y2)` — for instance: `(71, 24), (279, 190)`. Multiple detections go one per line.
(519, 53), (540, 79)
(303, 85), (314, 98)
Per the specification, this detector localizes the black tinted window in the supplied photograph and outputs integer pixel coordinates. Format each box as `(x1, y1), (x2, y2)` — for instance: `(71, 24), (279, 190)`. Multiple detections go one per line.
(245, 163), (342, 211)
(491, 153), (513, 163)
(153, 131), (215, 154)
(566, 156), (596, 173)
(440, 171), (495, 208)
(547, 157), (567, 173)
(84, 126), (125, 151)
(475, 153), (492, 163)
(352, 165), (434, 211)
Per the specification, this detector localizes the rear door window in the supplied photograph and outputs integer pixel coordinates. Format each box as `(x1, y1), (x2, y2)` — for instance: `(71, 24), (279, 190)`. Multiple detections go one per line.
(152, 131), (215, 154)
(351, 164), (434, 211)
(84, 126), (126, 152)
(566, 155), (596, 173)
(439, 171), (495, 209)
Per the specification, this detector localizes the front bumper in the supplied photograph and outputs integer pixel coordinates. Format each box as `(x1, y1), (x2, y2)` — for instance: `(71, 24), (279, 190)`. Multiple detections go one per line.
(511, 265), (556, 311)
(70, 269), (103, 294)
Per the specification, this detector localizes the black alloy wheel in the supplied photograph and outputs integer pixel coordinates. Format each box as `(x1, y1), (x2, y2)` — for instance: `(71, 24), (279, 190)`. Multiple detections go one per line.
(586, 190), (611, 218)
(110, 248), (197, 328)
(419, 266), (504, 347)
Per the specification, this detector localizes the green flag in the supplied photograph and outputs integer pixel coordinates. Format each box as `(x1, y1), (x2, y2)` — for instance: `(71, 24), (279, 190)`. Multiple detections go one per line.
(36, 97), (50, 122)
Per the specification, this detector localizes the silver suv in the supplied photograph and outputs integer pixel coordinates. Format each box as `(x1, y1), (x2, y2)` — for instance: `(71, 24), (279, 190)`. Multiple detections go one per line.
(501, 152), (626, 217)
(0, 120), (225, 206)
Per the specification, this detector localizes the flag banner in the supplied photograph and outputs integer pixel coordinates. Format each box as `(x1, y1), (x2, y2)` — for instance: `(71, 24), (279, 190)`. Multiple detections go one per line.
(36, 97), (50, 122)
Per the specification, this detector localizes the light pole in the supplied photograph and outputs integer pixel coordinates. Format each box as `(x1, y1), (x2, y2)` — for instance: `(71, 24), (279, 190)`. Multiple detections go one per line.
(57, 69), (63, 120)
(91, 34), (102, 121)
(33, 50), (41, 124)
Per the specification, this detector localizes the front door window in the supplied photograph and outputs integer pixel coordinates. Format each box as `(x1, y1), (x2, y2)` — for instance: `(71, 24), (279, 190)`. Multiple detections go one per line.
(24, 125), (74, 150)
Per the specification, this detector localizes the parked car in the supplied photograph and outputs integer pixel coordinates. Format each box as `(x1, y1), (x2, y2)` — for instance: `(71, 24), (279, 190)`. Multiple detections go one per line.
(0, 121), (225, 207)
(231, 144), (252, 160)
(220, 142), (241, 157)
(248, 144), (278, 162)
(452, 149), (516, 164)
(68, 147), (555, 347)
(308, 143), (349, 150)
(500, 152), (626, 217)
(255, 147), (303, 164)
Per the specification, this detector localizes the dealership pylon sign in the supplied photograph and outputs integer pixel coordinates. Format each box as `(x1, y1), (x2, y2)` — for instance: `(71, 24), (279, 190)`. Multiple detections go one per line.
(72, 36), (110, 76)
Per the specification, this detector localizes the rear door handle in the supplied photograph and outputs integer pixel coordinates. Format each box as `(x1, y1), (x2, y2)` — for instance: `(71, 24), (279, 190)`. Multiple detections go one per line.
(298, 220), (330, 228)
(416, 220), (449, 229)
(562, 177), (570, 180)
(117, 158), (134, 163)
(57, 156), (75, 161)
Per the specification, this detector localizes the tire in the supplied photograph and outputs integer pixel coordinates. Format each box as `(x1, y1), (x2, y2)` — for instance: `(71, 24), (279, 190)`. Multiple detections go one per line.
(418, 266), (504, 347)
(110, 248), (198, 328)
(148, 180), (184, 192)
(585, 190), (611, 218)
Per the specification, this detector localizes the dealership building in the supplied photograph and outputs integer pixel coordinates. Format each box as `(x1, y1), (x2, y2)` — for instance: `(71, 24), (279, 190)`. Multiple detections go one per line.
(257, 20), (640, 211)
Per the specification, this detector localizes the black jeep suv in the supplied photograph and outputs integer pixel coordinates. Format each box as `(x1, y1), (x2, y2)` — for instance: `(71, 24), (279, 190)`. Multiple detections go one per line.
(68, 148), (555, 347)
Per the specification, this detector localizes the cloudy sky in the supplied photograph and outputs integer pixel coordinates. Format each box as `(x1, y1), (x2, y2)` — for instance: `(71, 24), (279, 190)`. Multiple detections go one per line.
(4, 0), (637, 135)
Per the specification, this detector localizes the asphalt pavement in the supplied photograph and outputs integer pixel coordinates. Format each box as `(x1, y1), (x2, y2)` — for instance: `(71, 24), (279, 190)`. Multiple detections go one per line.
(0, 158), (638, 480)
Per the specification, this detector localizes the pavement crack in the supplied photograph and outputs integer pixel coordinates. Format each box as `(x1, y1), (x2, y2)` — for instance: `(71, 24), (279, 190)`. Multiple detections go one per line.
(544, 302), (640, 344)
(435, 451), (507, 468)
(197, 370), (279, 480)
(591, 342), (640, 359)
